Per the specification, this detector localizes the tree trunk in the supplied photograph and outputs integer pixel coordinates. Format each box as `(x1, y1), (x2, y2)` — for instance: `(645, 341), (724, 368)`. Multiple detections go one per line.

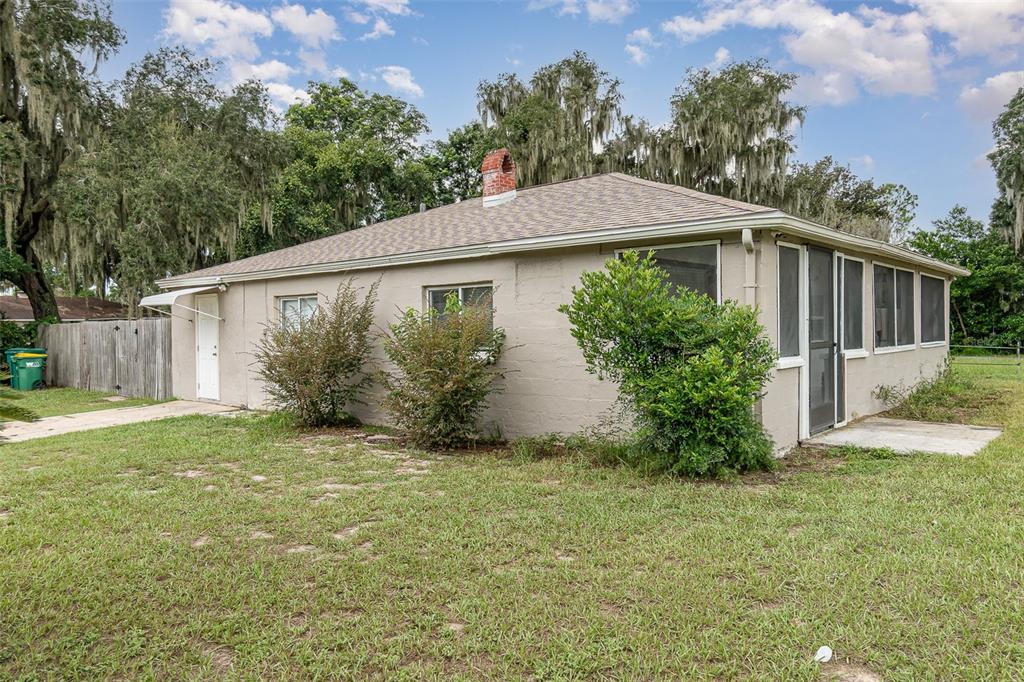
(11, 247), (60, 322)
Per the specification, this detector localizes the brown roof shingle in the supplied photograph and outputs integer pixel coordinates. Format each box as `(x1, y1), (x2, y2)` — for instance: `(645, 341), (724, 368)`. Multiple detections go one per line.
(164, 172), (773, 283)
(0, 296), (127, 322)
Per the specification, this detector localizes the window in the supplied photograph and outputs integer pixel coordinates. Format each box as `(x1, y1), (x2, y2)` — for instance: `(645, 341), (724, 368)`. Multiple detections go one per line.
(280, 295), (318, 330)
(873, 265), (914, 349)
(426, 284), (494, 329)
(921, 275), (946, 344)
(842, 259), (863, 350)
(634, 243), (719, 302)
(778, 245), (801, 358)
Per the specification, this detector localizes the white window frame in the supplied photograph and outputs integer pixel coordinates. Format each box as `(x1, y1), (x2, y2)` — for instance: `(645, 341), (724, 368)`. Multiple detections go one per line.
(872, 261), (917, 354)
(919, 273), (948, 348)
(840, 254), (867, 358)
(424, 283), (494, 314)
(776, 241), (805, 369)
(614, 239), (722, 304)
(278, 295), (318, 329)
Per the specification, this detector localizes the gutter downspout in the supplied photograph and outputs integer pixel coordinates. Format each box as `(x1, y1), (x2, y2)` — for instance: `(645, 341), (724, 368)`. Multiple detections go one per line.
(742, 227), (765, 426)
(742, 227), (757, 308)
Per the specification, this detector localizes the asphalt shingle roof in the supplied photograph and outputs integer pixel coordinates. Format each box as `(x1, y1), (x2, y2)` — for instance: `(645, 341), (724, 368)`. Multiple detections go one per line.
(165, 172), (775, 283)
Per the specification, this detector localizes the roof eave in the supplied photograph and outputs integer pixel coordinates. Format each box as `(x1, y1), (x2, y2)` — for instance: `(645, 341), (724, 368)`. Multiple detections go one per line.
(157, 210), (967, 289)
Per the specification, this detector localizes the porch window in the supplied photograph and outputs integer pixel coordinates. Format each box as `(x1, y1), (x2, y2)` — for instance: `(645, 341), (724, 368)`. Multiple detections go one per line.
(426, 284), (494, 330)
(635, 242), (720, 302)
(873, 265), (914, 349)
(280, 296), (318, 330)
(920, 275), (946, 344)
(777, 244), (801, 359)
(842, 259), (864, 350)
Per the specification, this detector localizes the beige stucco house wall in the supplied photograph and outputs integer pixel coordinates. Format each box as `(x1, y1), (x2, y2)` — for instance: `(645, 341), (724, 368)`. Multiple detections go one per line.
(166, 227), (954, 451)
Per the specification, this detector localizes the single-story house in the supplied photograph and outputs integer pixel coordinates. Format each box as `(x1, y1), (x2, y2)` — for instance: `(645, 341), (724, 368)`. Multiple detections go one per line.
(0, 295), (127, 323)
(145, 149), (967, 451)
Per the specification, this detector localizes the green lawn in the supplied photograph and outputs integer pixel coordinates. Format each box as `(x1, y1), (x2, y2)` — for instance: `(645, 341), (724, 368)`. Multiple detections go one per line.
(2, 368), (1024, 678)
(6, 387), (161, 419)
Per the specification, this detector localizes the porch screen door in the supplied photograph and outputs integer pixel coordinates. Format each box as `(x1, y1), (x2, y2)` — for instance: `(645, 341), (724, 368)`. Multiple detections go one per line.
(808, 247), (836, 433)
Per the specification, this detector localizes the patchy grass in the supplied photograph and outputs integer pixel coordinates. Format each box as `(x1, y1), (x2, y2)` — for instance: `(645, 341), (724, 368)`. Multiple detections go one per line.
(2, 375), (1024, 678)
(3, 387), (162, 419)
(879, 359), (1019, 426)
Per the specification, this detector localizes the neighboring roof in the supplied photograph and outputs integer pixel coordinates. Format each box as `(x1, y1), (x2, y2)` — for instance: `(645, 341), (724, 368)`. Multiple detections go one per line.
(160, 172), (968, 287)
(0, 296), (127, 322)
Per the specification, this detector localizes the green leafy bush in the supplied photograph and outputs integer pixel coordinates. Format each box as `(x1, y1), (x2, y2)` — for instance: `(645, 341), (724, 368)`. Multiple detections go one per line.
(560, 250), (777, 477)
(380, 293), (505, 448)
(253, 280), (378, 427)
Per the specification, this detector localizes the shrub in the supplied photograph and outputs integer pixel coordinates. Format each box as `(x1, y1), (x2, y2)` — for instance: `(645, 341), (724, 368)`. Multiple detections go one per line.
(380, 293), (505, 448)
(559, 250), (777, 477)
(253, 280), (378, 427)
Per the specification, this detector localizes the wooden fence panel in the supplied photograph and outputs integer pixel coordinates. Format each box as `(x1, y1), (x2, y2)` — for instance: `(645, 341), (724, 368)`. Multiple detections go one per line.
(38, 319), (172, 399)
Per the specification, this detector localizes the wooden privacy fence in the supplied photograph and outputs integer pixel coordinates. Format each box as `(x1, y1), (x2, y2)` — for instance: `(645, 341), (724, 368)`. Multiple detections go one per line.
(38, 318), (172, 399)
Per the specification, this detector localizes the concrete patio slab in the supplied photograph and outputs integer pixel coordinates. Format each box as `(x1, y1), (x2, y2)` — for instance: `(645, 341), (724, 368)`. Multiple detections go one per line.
(1, 400), (239, 443)
(805, 416), (1002, 456)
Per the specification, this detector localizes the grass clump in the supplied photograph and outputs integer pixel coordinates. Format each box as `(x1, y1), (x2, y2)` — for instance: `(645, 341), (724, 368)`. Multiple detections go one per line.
(875, 360), (1010, 425)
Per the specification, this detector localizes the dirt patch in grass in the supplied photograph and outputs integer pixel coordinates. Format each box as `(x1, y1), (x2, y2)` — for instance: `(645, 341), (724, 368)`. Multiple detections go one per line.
(200, 643), (235, 673)
(822, 662), (882, 681)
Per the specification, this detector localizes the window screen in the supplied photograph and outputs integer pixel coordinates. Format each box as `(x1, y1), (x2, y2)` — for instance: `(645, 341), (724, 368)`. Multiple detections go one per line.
(778, 246), (800, 358)
(873, 265), (896, 348)
(921, 275), (945, 343)
(842, 259), (863, 350)
(639, 244), (719, 301)
(896, 269), (915, 346)
(280, 296), (318, 329)
(427, 284), (494, 329)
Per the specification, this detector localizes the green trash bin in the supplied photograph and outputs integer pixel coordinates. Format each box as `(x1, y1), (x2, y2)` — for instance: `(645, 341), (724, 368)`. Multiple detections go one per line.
(11, 351), (47, 391)
(5, 347), (46, 389)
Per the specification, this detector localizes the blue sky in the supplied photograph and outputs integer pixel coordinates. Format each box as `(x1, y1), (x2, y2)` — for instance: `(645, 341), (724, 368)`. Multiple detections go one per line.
(103, 0), (1024, 229)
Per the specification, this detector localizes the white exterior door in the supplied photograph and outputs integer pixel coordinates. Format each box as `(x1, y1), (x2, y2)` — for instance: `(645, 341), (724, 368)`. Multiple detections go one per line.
(195, 294), (220, 401)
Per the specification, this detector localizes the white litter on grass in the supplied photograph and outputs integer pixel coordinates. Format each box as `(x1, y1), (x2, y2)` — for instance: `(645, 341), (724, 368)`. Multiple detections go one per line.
(814, 645), (833, 663)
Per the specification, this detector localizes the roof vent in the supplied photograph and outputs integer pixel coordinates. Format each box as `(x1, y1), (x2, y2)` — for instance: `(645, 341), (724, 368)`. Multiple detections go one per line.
(481, 148), (516, 207)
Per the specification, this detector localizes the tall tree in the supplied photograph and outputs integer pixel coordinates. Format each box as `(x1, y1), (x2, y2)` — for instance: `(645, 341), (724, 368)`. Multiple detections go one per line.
(0, 0), (123, 319)
(237, 79), (430, 258)
(652, 60), (805, 207)
(990, 87), (1024, 252)
(477, 51), (622, 188)
(784, 156), (918, 243)
(909, 206), (1024, 344)
(426, 122), (500, 204)
(56, 48), (284, 303)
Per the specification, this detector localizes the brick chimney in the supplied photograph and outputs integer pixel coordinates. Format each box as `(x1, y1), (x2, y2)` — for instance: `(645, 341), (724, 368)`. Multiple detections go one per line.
(481, 148), (516, 207)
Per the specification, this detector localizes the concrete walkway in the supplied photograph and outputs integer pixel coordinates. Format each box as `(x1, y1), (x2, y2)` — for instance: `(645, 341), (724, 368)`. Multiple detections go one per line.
(806, 416), (1003, 456)
(1, 400), (239, 443)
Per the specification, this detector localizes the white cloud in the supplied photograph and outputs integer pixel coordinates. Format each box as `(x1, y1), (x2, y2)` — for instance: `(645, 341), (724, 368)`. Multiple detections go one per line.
(529, 0), (633, 22)
(356, 0), (412, 16)
(271, 2), (340, 48)
(626, 27), (655, 44)
(659, 0), (1024, 106)
(376, 65), (423, 97)
(959, 70), (1024, 122)
(851, 154), (875, 171)
(909, 0), (1024, 62)
(527, 0), (580, 16)
(360, 18), (395, 40)
(229, 59), (295, 83)
(346, 9), (370, 24)
(661, 0), (935, 105)
(624, 44), (649, 65)
(163, 0), (273, 60)
(586, 0), (634, 24)
(265, 81), (310, 107)
(412, 36), (429, 46)
(708, 46), (730, 69)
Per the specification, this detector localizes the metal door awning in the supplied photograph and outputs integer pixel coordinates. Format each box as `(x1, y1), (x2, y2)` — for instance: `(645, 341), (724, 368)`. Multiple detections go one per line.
(139, 285), (224, 320)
